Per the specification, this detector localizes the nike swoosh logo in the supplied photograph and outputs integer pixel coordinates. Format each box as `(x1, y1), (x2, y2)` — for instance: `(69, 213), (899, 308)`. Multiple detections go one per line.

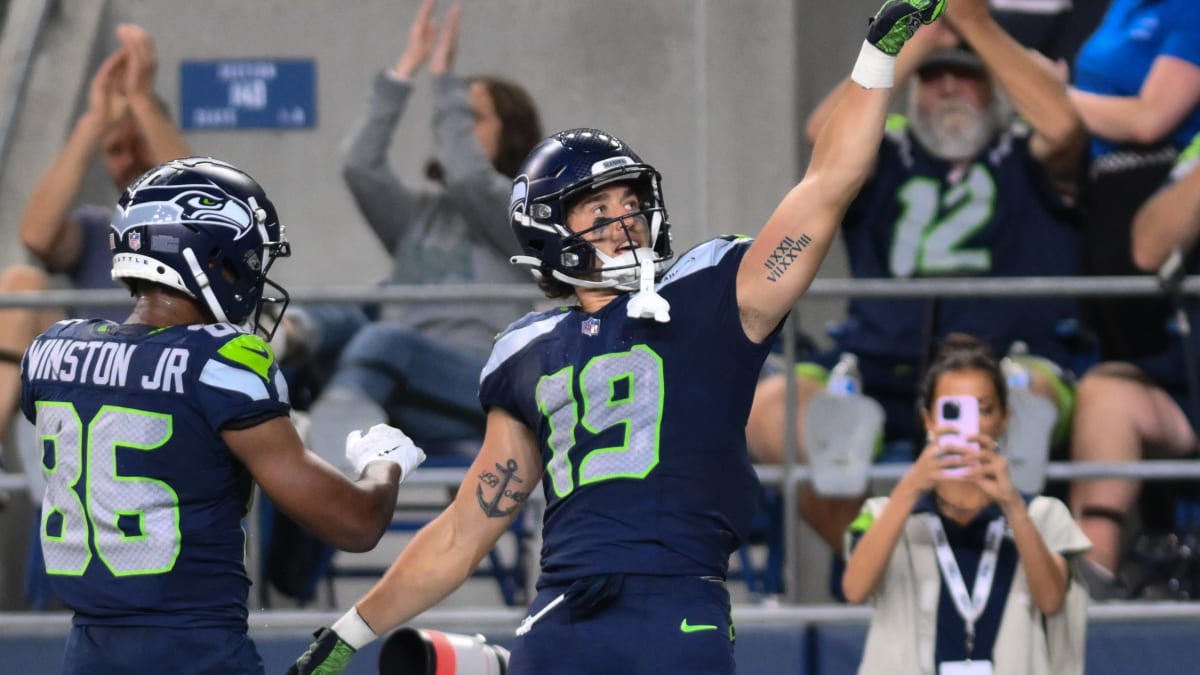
(679, 619), (718, 633)
(241, 345), (270, 359)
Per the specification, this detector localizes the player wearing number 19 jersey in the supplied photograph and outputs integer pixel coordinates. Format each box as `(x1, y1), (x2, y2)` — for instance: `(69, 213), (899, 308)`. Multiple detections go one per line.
(21, 157), (415, 675)
(289, 6), (951, 670)
(481, 236), (769, 585)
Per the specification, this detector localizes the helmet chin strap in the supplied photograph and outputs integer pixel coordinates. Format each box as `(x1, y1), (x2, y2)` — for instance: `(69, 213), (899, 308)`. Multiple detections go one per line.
(596, 247), (663, 291)
(183, 247), (232, 324)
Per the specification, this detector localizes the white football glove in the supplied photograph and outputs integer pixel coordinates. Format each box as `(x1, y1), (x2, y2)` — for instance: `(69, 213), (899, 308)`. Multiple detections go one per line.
(345, 423), (426, 480)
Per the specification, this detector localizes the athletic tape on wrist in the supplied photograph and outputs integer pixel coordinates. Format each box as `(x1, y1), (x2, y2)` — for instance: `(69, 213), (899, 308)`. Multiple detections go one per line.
(332, 607), (378, 650)
(850, 40), (896, 89)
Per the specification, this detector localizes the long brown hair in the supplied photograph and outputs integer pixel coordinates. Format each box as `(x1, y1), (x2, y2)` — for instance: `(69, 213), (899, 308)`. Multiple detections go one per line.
(425, 75), (543, 182)
(918, 333), (1008, 413)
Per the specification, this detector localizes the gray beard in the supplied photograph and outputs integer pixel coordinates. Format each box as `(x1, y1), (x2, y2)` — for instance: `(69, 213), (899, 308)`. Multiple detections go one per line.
(907, 95), (999, 163)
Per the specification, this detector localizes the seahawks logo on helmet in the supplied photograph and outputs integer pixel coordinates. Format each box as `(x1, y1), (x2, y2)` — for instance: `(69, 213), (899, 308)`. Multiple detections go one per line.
(111, 186), (258, 240)
(509, 175), (529, 223)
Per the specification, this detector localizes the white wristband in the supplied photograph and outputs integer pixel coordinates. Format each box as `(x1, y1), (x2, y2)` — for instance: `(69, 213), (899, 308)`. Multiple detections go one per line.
(331, 607), (378, 650)
(850, 40), (896, 90)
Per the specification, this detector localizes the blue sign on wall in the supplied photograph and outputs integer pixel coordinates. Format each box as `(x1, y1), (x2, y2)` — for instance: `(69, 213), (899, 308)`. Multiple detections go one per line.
(180, 59), (316, 130)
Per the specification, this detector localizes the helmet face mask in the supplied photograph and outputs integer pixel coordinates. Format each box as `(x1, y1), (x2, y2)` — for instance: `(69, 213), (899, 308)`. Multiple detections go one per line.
(110, 157), (291, 338)
(510, 128), (672, 292)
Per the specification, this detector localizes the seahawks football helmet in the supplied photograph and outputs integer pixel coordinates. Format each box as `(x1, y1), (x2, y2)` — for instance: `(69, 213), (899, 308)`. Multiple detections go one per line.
(509, 128), (672, 291)
(110, 157), (291, 335)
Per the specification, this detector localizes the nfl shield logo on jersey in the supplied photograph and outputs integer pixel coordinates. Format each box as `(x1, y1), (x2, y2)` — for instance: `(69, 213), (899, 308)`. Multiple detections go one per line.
(581, 317), (601, 336)
(128, 231), (142, 251)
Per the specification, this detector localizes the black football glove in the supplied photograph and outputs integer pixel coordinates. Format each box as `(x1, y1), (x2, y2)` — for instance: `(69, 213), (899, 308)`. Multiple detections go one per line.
(866, 0), (947, 56)
(287, 627), (356, 675)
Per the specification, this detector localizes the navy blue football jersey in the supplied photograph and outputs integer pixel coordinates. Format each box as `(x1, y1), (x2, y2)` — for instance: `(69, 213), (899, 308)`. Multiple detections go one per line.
(480, 237), (775, 587)
(20, 319), (290, 628)
(837, 119), (1081, 364)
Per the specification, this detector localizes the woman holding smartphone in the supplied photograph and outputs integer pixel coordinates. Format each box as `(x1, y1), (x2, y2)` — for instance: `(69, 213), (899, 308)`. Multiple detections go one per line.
(842, 333), (1091, 675)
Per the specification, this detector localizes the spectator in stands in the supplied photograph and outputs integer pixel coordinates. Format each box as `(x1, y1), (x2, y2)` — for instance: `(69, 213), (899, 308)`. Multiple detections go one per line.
(1062, 0), (1200, 600)
(844, 333), (1090, 675)
(300, 0), (542, 466)
(1068, 131), (1200, 599)
(746, 0), (1086, 555)
(1, 23), (189, 467)
(1070, 0), (1200, 363)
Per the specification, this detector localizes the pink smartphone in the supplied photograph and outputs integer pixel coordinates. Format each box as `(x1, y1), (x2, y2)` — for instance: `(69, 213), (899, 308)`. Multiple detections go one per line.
(935, 395), (980, 476)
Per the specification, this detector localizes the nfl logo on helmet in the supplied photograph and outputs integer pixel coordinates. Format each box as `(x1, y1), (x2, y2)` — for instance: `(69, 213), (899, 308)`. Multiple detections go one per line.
(128, 231), (142, 251)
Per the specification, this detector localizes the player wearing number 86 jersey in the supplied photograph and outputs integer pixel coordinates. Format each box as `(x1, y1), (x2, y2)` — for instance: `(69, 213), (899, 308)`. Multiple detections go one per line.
(22, 319), (289, 625)
(21, 157), (419, 675)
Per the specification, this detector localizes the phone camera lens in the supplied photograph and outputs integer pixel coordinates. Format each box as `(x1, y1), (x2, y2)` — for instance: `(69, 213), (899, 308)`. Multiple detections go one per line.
(942, 401), (960, 420)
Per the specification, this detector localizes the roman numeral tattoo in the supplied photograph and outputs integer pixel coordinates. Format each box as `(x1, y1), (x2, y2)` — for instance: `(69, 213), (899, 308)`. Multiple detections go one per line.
(477, 458), (531, 518)
(764, 234), (813, 282)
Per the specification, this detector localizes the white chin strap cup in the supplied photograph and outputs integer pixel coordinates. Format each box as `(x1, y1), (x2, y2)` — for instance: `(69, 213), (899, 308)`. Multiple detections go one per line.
(626, 257), (670, 323)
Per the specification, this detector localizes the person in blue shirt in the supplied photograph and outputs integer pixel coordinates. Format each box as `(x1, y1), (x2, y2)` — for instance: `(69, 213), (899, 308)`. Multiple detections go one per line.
(1071, 0), (1200, 159)
(288, 2), (948, 673)
(1070, 0), (1200, 361)
(20, 157), (426, 675)
(747, 0), (1086, 554)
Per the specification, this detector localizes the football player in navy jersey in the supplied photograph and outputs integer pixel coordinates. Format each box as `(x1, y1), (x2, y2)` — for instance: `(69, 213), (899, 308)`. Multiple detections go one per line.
(747, 0), (1088, 555)
(289, 2), (946, 674)
(20, 157), (426, 675)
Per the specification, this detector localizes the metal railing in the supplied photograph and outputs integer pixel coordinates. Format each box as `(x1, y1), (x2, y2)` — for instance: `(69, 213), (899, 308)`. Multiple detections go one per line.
(4, 274), (1200, 605)
(3, 274), (1200, 309)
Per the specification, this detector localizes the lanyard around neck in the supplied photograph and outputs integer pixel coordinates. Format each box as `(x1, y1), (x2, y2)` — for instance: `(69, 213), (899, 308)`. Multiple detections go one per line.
(926, 513), (1005, 658)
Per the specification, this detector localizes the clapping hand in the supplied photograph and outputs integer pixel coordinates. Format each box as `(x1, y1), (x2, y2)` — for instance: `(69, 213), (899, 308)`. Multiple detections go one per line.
(115, 24), (159, 105)
(428, 3), (461, 76)
(87, 47), (129, 127)
(392, 0), (462, 79)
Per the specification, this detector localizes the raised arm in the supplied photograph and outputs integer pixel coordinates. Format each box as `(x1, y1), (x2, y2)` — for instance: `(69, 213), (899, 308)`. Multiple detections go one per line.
(1131, 140), (1200, 271)
(946, 0), (1084, 182)
(340, 0), (441, 252)
(973, 448), (1069, 614)
(289, 407), (544, 674)
(428, 3), (528, 256)
(843, 440), (954, 603)
(739, 0), (947, 343)
(117, 24), (192, 164)
(19, 49), (127, 270)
